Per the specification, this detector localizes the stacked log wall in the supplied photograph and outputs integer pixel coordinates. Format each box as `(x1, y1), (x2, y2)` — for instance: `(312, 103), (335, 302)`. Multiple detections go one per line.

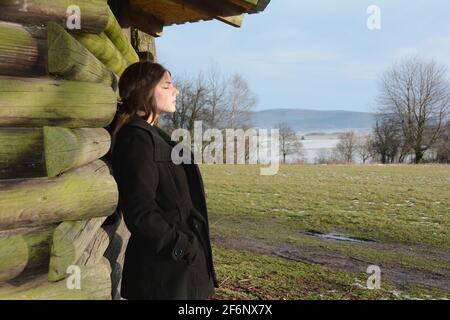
(0, 0), (143, 300)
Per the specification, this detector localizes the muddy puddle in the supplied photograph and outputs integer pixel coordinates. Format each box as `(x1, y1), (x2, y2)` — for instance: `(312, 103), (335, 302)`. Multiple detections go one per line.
(305, 231), (375, 243)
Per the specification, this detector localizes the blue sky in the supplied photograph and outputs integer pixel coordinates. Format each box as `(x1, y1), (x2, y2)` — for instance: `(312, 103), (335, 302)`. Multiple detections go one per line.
(156, 0), (450, 113)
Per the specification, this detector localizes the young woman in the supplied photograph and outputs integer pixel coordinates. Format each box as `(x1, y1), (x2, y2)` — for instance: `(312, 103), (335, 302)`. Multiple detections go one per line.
(110, 61), (218, 300)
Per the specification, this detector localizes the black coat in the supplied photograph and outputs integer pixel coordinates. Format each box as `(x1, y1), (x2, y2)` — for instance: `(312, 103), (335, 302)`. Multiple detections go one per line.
(111, 115), (218, 300)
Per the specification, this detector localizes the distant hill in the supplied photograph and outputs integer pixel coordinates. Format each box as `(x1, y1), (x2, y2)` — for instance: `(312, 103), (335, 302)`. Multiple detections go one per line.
(250, 108), (376, 133)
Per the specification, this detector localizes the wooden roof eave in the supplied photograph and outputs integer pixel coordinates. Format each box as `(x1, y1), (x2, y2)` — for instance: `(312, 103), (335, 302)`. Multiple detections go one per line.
(120, 0), (270, 36)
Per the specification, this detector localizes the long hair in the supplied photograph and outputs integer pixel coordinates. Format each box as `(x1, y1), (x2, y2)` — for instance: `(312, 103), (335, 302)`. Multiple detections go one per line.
(110, 61), (169, 139)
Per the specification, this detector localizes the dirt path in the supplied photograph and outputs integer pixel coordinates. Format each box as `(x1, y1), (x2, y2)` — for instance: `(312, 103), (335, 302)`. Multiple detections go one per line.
(211, 234), (450, 292)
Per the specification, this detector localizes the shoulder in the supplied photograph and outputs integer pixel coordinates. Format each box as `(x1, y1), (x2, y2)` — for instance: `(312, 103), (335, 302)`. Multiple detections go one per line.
(117, 124), (153, 142)
(113, 124), (155, 156)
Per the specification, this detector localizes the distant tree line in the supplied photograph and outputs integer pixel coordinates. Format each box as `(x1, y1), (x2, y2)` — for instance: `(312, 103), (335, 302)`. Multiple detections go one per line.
(160, 66), (309, 164)
(159, 64), (258, 163)
(316, 56), (450, 165)
(160, 64), (257, 133)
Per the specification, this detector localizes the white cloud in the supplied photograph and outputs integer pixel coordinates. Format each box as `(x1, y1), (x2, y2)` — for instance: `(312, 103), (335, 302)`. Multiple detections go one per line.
(393, 34), (450, 68)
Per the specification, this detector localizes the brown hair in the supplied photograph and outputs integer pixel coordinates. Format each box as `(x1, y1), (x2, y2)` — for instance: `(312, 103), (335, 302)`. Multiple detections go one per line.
(110, 61), (170, 138)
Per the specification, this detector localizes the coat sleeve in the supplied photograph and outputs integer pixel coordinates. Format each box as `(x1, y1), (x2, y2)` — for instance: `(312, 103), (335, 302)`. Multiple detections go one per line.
(112, 129), (195, 261)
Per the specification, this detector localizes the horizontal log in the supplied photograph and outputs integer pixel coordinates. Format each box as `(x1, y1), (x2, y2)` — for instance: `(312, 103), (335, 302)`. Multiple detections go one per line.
(0, 259), (111, 300)
(48, 217), (106, 282)
(0, 76), (116, 128)
(0, 127), (111, 179)
(105, 7), (139, 65)
(0, 160), (118, 231)
(0, 0), (108, 33)
(0, 21), (47, 77)
(72, 32), (128, 76)
(0, 225), (56, 283)
(44, 127), (111, 177)
(0, 128), (45, 179)
(47, 22), (118, 90)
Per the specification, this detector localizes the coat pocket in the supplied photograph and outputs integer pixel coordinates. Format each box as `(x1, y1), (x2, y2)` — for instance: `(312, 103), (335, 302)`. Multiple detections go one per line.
(161, 207), (181, 226)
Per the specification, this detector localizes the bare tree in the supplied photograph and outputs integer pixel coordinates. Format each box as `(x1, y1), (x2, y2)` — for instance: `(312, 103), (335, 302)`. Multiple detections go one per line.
(276, 122), (303, 164)
(334, 131), (357, 163)
(224, 74), (257, 129)
(161, 68), (258, 134)
(372, 116), (404, 163)
(187, 73), (208, 132)
(314, 149), (334, 164)
(161, 73), (209, 134)
(434, 119), (450, 163)
(377, 56), (450, 163)
(356, 134), (375, 164)
(162, 77), (191, 131)
(204, 63), (228, 128)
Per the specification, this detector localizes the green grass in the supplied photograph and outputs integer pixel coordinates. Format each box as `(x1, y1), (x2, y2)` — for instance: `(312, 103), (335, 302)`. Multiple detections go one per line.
(202, 164), (450, 248)
(211, 245), (449, 300)
(199, 164), (450, 300)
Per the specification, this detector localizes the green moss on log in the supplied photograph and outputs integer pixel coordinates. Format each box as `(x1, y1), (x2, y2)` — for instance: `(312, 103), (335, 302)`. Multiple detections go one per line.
(0, 160), (118, 231)
(44, 127), (111, 177)
(0, 21), (47, 77)
(0, 127), (111, 179)
(0, 0), (108, 34)
(0, 259), (111, 300)
(0, 76), (116, 128)
(0, 128), (45, 179)
(0, 225), (56, 283)
(48, 217), (106, 282)
(105, 7), (139, 65)
(72, 32), (128, 76)
(47, 22), (118, 90)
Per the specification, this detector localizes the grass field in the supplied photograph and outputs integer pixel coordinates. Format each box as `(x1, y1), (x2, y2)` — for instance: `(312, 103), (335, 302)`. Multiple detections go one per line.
(199, 164), (450, 300)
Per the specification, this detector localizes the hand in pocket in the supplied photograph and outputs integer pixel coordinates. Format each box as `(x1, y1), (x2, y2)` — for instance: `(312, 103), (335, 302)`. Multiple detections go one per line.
(182, 234), (200, 265)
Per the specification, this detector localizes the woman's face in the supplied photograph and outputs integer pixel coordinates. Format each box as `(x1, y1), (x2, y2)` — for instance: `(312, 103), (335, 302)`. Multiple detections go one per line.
(153, 71), (179, 116)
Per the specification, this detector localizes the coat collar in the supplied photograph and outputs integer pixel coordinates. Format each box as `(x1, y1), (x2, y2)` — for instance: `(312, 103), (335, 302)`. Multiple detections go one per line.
(124, 116), (175, 162)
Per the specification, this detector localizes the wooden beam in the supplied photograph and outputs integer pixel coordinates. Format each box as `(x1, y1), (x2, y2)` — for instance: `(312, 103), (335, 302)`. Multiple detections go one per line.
(0, 225), (56, 283)
(0, 21), (47, 77)
(170, 0), (249, 17)
(0, 259), (111, 300)
(216, 13), (245, 27)
(131, 29), (157, 62)
(0, 160), (118, 231)
(0, 127), (110, 179)
(229, 0), (259, 10)
(0, 0), (109, 33)
(71, 32), (129, 76)
(111, 0), (163, 37)
(0, 128), (46, 179)
(128, 5), (164, 38)
(48, 217), (107, 282)
(47, 22), (118, 90)
(0, 76), (117, 128)
(104, 7), (140, 65)
(44, 127), (111, 177)
(77, 210), (130, 299)
(77, 222), (113, 267)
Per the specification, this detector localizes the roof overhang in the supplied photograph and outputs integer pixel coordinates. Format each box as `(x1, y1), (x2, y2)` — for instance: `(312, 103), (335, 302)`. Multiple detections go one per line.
(112, 0), (270, 36)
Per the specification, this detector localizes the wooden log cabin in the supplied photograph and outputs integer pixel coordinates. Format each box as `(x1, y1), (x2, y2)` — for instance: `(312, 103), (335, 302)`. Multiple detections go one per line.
(0, 0), (270, 300)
